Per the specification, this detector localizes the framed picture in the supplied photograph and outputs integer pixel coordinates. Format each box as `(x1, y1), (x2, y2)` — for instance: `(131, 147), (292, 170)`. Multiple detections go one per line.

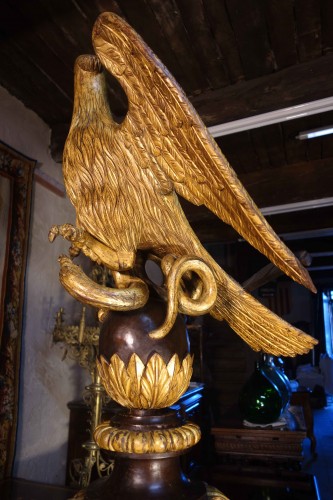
(0, 141), (35, 478)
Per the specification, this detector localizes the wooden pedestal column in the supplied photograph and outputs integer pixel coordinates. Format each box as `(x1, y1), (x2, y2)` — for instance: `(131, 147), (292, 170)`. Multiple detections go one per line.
(83, 299), (209, 499)
(85, 409), (206, 499)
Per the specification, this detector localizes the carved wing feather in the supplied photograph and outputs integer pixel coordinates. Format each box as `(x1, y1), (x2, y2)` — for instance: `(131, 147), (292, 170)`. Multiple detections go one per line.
(211, 261), (316, 356)
(92, 12), (315, 293)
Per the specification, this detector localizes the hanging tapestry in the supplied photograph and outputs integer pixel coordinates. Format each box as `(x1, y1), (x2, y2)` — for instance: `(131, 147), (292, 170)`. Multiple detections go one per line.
(0, 141), (35, 478)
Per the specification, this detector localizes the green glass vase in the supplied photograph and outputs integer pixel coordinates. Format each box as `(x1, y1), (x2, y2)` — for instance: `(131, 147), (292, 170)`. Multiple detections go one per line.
(239, 361), (283, 425)
(260, 354), (292, 411)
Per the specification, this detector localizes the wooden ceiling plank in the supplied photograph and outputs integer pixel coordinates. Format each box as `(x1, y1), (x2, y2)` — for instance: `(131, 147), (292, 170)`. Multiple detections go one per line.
(145, 0), (207, 92)
(291, 237), (333, 254)
(176, 0), (229, 89)
(74, 0), (125, 19)
(0, 45), (71, 125)
(32, 0), (94, 54)
(239, 157), (333, 208)
(224, 0), (275, 79)
(322, 0), (333, 54)
(265, 206), (333, 239)
(294, 0), (322, 62)
(316, 110), (333, 159)
(260, 0), (297, 69)
(249, 124), (286, 170)
(180, 156), (333, 227)
(190, 205), (333, 244)
(247, 128), (271, 169)
(216, 132), (259, 174)
(296, 113), (327, 161)
(116, 0), (194, 91)
(1, 0), (52, 40)
(214, 114), (328, 172)
(203, 0), (244, 84)
(282, 118), (311, 165)
(94, 0), (123, 17)
(4, 0), (80, 74)
(190, 217), (237, 244)
(38, 0), (128, 113)
(191, 53), (333, 126)
(283, 111), (333, 163)
(321, 134), (333, 159)
(1, 4), (74, 103)
(0, 2), (75, 109)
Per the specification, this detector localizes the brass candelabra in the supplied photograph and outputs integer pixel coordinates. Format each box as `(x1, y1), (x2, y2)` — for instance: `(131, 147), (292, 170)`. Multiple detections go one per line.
(53, 306), (114, 488)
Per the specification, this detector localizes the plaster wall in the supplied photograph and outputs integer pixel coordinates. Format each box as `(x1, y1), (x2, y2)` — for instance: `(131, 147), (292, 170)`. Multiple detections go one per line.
(0, 85), (89, 484)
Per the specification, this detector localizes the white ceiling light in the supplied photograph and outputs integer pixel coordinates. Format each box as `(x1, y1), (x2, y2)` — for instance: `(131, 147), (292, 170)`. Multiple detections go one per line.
(206, 97), (333, 220)
(296, 126), (333, 140)
(281, 228), (333, 240)
(260, 197), (333, 216)
(207, 96), (333, 137)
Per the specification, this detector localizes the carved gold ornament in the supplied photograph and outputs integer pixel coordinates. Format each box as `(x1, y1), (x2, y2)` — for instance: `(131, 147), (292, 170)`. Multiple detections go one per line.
(97, 353), (193, 409)
(94, 421), (200, 454)
(50, 12), (318, 357)
(54, 254), (149, 319)
(205, 484), (230, 499)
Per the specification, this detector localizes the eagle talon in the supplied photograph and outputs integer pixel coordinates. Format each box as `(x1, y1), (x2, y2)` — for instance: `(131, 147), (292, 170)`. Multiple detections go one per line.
(48, 223), (85, 244)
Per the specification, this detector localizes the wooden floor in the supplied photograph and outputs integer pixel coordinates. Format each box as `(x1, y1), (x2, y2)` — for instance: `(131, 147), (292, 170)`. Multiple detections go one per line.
(303, 395), (333, 500)
(0, 477), (76, 500)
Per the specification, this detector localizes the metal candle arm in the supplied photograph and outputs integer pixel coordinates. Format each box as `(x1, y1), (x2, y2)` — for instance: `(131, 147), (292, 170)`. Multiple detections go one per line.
(52, 307), (113, 488)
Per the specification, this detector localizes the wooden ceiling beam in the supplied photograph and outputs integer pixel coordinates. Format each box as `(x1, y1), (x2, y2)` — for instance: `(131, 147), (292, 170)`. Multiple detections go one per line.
(190, 54), (333, 126)
(239, 157), (333, 208)
(188, 205), (333, 244)
(181, 157), (333, 224)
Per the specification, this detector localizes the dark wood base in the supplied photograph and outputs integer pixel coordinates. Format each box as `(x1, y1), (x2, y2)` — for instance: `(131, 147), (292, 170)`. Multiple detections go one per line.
(85, 456), (207, 499)
(85, 407), (207, 499)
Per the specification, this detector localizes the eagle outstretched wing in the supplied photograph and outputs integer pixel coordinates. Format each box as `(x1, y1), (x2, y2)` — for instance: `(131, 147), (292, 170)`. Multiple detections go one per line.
(92, 12), (315, 294)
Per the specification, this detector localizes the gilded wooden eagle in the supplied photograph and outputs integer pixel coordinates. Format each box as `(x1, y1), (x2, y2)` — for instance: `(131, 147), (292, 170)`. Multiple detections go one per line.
(50, 12), (317, 357)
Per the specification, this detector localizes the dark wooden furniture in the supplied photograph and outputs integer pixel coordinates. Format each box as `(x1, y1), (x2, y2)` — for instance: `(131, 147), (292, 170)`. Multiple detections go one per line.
(212, 425), (306, 464)
(291, 389), (316, 454)
(211, 404), (307, 466)
(0, 478), (76, 500)
(66, 383), (205, 485)
(207, 404), (322, 499)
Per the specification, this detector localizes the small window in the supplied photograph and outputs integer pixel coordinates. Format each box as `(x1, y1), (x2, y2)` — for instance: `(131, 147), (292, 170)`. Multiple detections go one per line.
(322, 290), (333, 358)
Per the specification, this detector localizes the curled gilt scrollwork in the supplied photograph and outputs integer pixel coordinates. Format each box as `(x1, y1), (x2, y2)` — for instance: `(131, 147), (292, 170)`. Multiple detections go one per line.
(149, 254), (217, 339)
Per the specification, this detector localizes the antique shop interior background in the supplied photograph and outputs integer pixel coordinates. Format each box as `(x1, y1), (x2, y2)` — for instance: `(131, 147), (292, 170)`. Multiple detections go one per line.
(1, 1), (333, 499)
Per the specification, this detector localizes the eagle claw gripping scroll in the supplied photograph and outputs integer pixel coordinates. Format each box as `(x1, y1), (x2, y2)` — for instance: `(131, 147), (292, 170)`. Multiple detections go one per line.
(50, 12), (318, 356)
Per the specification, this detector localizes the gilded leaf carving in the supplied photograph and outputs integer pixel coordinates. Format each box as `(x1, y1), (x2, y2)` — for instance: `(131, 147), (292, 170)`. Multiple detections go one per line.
(97, 352), (193, 409)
